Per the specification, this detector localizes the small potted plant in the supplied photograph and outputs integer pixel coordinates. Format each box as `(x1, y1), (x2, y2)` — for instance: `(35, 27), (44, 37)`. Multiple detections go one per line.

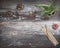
(34, 0), (57, 20)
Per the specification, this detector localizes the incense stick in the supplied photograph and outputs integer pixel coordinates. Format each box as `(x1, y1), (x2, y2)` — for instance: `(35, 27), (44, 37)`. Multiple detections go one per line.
(41, 24), (59, 46)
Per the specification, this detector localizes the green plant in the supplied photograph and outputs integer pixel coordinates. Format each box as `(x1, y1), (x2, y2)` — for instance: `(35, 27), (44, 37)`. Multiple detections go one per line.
(34, 0), (56, 16)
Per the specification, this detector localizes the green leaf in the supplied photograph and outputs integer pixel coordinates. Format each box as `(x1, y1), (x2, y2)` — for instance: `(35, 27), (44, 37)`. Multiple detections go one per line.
(34, 4), (49, 10)
(34, 3), (56, 16)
